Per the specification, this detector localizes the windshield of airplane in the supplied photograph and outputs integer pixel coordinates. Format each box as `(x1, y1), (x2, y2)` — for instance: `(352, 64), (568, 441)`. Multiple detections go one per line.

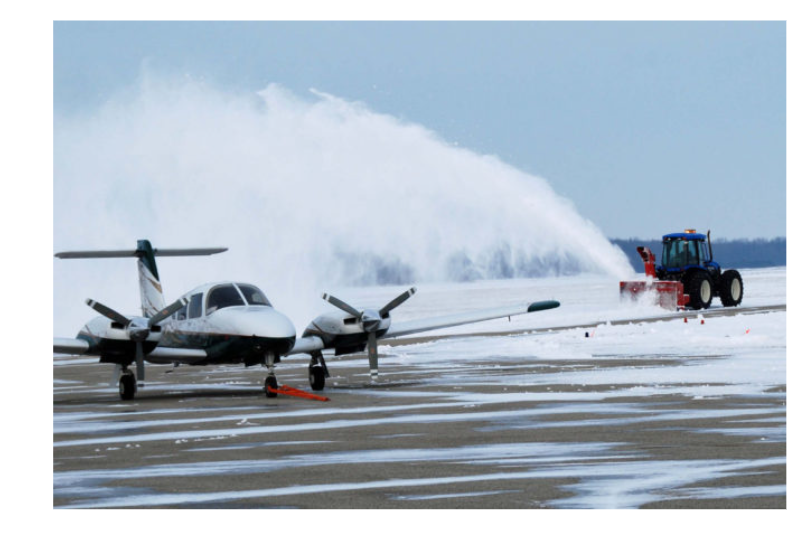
(661, 239), (700, 269)
(237, 284), (272, 306)
(206, 284), (245, 314)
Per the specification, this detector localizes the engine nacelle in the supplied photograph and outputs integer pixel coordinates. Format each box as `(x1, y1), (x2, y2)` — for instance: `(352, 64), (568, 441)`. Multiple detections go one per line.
(302, 309), (391, 354)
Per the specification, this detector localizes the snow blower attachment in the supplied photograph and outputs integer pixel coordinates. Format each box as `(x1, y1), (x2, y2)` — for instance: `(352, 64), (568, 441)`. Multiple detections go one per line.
(619, 247), (688, 310)
(619, 230), (744, 311)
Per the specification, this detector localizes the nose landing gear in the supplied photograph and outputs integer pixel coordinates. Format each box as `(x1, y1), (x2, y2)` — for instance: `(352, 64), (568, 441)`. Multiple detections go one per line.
(118, 368), (137, 400)
(264, 352), (279, 398)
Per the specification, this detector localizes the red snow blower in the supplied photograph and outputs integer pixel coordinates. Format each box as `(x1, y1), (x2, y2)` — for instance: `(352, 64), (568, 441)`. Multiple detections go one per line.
(619, 246), (688, 310)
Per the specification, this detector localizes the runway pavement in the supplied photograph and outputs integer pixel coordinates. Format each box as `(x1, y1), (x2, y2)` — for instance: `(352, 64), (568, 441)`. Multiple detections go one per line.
(53, 316), (786, 509)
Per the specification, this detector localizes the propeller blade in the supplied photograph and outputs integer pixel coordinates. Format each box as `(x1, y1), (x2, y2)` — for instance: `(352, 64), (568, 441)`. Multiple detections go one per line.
(367, 332), (379, 381)
(86, 299), (131, 326)
(379, 287), (417, 316)
(321, 292), (362, 318)
(136, 342), (145, 386)
(148, 297), (189, 327)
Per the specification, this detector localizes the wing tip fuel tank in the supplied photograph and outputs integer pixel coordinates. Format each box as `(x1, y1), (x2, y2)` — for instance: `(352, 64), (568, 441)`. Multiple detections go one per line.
(528, 300), (560, 313)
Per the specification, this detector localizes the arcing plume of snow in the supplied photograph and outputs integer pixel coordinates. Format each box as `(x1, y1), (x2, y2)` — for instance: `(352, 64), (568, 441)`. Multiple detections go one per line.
(53, 75), (632, 333)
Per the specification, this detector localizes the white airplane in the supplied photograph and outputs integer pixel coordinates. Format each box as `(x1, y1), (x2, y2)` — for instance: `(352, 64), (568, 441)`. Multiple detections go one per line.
(54, 240), (560, 401)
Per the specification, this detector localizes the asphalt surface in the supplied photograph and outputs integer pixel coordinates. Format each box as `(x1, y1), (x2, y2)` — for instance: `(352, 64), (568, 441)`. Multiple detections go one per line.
(53, 311), (786, 509)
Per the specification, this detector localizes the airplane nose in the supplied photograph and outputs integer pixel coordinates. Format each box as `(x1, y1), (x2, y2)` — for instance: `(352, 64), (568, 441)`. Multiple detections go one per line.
(229, 307), (296, 339)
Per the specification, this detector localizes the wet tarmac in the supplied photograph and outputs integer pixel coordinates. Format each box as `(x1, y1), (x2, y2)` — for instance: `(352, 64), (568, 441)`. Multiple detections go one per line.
(53, 334), (786, 509)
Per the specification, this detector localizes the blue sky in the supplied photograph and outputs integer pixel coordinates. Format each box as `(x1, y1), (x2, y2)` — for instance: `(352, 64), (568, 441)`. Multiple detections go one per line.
(54, 21), (786, 239)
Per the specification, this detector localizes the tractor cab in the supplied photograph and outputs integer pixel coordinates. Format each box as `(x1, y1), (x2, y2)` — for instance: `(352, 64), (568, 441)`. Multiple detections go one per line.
(658, 230), (720, 282)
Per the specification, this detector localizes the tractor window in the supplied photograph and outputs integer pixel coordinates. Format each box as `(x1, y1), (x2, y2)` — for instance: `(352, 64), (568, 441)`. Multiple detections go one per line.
(686, 241), (700, 266)
(188, 293), (203, 319)
(206, 284), (245, 315)
(663, 239), (702, 268)
(698, 242), (709, 263)
(661, 239), (686, 268)
(237, 284), (272, 307)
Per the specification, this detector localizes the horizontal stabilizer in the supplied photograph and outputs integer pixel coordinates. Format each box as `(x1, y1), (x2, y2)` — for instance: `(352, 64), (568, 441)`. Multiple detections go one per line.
(53, 338), (90, 355)
(150, 248), (228, 257)
(55, 247), (227, 259)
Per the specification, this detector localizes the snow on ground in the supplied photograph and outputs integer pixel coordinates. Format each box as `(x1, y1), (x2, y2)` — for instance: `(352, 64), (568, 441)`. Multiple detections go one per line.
(384, 306), (784, 397)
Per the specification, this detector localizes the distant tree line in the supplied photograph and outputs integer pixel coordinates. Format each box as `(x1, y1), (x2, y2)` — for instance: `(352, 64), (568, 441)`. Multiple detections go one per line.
(612, 237), (786, 271)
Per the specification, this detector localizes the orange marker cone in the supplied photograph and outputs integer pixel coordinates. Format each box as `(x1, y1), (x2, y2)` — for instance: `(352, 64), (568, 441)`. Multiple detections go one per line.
(684, 317), (688, 323)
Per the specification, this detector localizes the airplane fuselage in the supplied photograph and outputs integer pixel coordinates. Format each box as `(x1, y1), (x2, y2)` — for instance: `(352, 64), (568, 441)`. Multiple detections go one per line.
(75, 281), (296, 368)
(158, 305), (296, 366)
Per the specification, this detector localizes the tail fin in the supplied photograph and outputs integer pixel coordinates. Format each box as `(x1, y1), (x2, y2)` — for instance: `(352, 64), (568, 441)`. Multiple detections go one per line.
(135, 239), (165, 317)
(55, 240), (227, 318)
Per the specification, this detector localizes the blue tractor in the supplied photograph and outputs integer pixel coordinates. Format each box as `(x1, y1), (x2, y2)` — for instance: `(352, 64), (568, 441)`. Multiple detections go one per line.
(654, 229), (744, 310)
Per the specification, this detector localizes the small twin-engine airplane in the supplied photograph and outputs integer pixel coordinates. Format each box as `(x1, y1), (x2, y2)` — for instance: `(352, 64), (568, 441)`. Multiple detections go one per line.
(54, 240), (560, 400)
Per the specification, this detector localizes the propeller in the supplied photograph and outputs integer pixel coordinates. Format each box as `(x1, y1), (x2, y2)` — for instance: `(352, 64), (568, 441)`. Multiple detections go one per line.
(86, 296), (188, 385)
(322, 287), (416, 380)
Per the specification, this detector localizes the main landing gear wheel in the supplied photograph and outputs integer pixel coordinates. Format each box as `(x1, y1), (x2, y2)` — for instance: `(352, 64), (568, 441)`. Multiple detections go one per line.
(684, 271), (713, 310)
(719, 269), (744, 307)
(309, 365), (326, 391)
(265, 376), (278, 398)
(119, 372), (137, 401)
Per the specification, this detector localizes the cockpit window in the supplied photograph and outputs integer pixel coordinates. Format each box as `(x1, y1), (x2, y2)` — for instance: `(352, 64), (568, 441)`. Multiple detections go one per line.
(238, 284), (272, 306)
(188, 294), (203, 319)
(173, 303), (188, 321)
(206, 284), (245, 314)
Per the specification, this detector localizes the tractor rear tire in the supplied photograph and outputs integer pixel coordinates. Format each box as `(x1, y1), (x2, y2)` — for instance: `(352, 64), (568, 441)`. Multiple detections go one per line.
(684, 271), (713, 310)
(719, 270), (744, 307)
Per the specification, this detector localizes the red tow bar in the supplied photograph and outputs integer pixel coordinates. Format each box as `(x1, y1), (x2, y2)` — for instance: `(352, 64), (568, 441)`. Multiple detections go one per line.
(267, 384), (331, 402)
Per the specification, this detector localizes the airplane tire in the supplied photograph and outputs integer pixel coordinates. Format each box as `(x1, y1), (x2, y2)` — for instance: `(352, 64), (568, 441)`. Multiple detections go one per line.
(719, 270), (744, 307)
(265, 376), (278, 398)
(309, 365), (326, 391)
(684, 271), (713, 310)
(119, 373), (137, 401)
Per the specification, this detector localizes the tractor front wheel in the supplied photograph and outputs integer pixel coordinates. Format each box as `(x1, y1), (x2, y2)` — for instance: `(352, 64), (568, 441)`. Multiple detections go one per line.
(719, 270), (744, 307)
(685, 271), (713, 310)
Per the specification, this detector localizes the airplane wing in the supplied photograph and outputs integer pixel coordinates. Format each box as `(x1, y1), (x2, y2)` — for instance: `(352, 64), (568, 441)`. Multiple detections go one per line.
(382, 300), (560, 339)
(53, 338), (208, 363)
(53, 338), (90, 355)
(286, 335), (326, 356)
